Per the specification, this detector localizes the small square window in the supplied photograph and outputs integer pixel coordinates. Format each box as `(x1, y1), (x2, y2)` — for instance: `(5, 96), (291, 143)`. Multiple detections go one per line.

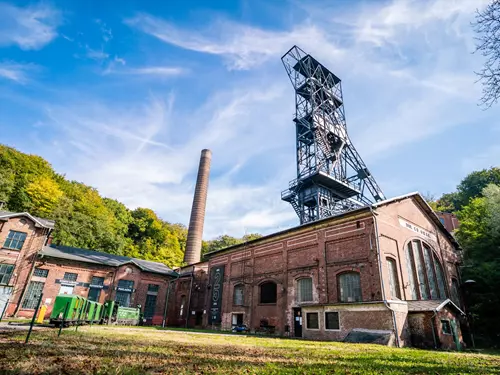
(441, 320), (452, 335)
(306, 312), (319, 329)
(63, 272), (78, 281)
(3, 231), (27, 250)
(325, 312), (340, 330)
(33, 268), (49, 278)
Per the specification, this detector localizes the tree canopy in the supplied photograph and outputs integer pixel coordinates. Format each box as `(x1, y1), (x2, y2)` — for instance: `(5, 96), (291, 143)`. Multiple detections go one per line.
(432, 167), (500, 345)
(474, 0), (500, 107)
(0, 145), (259, 268)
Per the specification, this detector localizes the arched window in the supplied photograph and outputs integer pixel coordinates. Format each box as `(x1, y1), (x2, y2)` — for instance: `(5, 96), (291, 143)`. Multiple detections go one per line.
(338, 272), (362, 303)
(179, 295), (186, 317)
(387, 258), (401, 299)
(233, 284), (244, 306)
(406, 240), (447, 300)
(297, 278), (313, 303)
(451, 278), (461, 308)
(260, 281), (277, 304)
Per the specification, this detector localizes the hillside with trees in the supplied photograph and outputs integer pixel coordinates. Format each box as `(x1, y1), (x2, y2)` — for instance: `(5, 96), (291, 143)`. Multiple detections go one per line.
(0, 145), (259, 268)
(430, 167), (500, 346)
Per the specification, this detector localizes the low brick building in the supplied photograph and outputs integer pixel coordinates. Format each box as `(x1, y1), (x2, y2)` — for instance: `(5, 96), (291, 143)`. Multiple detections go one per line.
(168, 193), (466, 349)
(0, 211), (177, 323)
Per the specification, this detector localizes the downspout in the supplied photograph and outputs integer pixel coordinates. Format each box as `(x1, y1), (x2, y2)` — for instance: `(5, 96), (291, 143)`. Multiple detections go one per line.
(162, 271), (180, 328)
(430, 310), (438, 349)
(371, 208), (401, 348)
(14, 227), (51, 316)
(185, 271), (194, 328)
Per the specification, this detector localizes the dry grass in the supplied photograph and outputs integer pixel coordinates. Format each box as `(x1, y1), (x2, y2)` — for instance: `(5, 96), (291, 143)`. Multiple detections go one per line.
(0, 326), (499, 374)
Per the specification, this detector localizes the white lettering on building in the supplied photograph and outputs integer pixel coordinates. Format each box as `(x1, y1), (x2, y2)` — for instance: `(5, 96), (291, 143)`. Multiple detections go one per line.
(398, 218), (437, 242)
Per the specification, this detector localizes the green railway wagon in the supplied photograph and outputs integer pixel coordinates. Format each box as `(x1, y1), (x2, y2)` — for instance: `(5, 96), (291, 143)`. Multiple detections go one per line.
(93, 302), (103, 323)
(85, 300), (96, 322)
(116, 306), (141, 325)
(50, 295), (87, 326)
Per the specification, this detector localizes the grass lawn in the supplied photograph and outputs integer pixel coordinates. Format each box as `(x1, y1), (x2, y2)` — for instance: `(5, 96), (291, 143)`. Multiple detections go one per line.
(0, 326), (499, 374)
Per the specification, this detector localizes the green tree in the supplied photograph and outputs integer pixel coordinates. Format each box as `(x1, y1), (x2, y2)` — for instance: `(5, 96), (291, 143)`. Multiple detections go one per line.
(456, 184), (500, 345)
(25, 175), (63, 217)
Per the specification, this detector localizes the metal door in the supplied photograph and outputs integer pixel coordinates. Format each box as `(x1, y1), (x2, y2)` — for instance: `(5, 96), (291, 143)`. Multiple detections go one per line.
(293, 308), (302, 337)
(451, 319), (461, 351)
(0, 286), (13, 319)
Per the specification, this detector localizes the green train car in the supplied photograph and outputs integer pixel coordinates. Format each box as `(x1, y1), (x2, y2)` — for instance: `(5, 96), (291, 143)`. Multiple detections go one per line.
(50, 295), (142, 327)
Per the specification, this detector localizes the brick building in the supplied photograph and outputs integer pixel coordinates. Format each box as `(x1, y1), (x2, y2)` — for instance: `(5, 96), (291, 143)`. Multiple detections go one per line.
(434, 212), (459, 233)
(168, 193), (466, 349)
(0, 211), (177, 323)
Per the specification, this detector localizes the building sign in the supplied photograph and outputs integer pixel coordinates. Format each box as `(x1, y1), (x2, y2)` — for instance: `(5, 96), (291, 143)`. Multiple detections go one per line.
(55, 279), (79, 287)
(116, 287), (133, 292)
(89, 284), (104, 289)
(399, 218), (437, 242)
(209, 265), (225, 324)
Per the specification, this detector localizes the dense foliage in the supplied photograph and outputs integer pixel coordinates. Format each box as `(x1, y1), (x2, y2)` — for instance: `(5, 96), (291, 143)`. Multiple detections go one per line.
(431, 167), (500, 346)
(0, 145), (259, 268)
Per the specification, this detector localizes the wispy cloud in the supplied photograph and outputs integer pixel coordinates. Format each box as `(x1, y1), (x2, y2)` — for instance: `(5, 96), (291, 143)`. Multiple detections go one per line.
(0, 61), (37, 83)
(0, 2), (61, 50)
(125, 14), (342, 70)
(109, 66), (187, 77)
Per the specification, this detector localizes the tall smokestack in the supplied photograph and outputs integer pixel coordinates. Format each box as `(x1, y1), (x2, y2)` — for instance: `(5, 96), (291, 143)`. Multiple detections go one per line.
(184, 149), (212, 265)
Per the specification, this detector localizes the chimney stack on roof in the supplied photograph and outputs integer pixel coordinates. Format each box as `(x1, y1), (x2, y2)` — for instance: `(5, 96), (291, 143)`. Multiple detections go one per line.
(184, 149), (212, 265)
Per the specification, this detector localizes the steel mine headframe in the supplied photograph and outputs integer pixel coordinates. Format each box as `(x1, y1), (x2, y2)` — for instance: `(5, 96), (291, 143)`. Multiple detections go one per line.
(281, 45), (385, 224)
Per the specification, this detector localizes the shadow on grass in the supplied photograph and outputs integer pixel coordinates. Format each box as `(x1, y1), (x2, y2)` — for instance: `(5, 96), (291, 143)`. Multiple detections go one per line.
(0, 330), (498, 375)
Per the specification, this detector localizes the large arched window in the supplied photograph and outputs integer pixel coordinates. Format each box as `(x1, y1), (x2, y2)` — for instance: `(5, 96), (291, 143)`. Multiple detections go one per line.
(338, 272), (362, 303)
(260, 281), (277, 304)
(451, 278), (461, 308)
(387, 258), (401, 300)
(406, 240), (447, 300)
(296, 278), (313, 303)
(233, 284), (244, 306)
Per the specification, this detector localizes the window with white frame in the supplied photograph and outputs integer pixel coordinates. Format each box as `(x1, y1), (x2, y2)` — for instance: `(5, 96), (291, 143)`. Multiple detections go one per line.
(297, 278), (313, 303)
(338, 272), (362, 302)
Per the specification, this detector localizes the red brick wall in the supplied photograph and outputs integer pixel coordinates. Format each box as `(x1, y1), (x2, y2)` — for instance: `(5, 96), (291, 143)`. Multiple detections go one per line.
(11, 257), (171, 321)
(0, 216), (50, 316)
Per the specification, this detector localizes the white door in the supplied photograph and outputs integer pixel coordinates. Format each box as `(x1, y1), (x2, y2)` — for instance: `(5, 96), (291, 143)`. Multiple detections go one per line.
(0, 286), (13, 318)
(59, 285), (74, 295)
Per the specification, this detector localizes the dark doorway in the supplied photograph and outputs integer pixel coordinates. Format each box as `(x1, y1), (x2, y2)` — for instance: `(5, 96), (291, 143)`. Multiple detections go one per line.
(195, 311), (203, 326)
(293, 308), (302, 338)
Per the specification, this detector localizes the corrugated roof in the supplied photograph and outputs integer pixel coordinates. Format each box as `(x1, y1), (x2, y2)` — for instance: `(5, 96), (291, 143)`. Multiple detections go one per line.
(0, 210), (55, 229)
(40, 245), (178, 277)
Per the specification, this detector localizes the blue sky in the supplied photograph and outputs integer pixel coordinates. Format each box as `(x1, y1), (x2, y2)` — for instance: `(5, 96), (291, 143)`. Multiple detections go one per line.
(0, 0), (498, 239)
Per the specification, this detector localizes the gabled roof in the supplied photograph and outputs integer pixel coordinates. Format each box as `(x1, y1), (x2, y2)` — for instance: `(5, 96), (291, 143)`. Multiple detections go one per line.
(205, 191), (460, 258)
(0, 210), (55, 229)
(40, 245), (178, 277)
(407, 299), (465, 315)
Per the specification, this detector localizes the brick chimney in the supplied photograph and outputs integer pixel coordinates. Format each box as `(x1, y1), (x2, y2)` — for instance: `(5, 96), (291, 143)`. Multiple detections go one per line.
(184, 149), (212, 265)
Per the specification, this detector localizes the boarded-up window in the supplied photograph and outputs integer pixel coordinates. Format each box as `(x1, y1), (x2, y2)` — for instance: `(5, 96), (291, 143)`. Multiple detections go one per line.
(233, 284), (244, 306)
(297, 278), (313, 302)
(338, 272), (362, 302)
(325, 312), (340, 330)
(260, 282), (277, 304)
(306, 312), (319, 329)
(387, 258), (401, 299)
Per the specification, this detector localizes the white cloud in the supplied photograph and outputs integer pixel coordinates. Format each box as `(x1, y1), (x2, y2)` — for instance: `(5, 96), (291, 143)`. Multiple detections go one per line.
(125, 14), (343, 70)
(114, 66), (187, 77)
(0, 2), (61, 50)
(0, 61), (36, 83)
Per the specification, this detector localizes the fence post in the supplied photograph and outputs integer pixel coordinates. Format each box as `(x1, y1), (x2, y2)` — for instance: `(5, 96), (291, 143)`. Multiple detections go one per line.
(58, 302), (70, 337)
(0, 301), (9, 323)
(25, 293), (43, 344)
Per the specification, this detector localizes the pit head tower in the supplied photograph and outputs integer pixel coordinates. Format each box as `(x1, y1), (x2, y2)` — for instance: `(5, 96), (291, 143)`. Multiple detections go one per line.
(281, 46), (385, 224)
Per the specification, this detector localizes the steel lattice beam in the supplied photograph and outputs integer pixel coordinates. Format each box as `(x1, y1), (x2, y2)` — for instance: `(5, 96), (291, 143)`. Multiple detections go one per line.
(281, 45), (385, 224)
